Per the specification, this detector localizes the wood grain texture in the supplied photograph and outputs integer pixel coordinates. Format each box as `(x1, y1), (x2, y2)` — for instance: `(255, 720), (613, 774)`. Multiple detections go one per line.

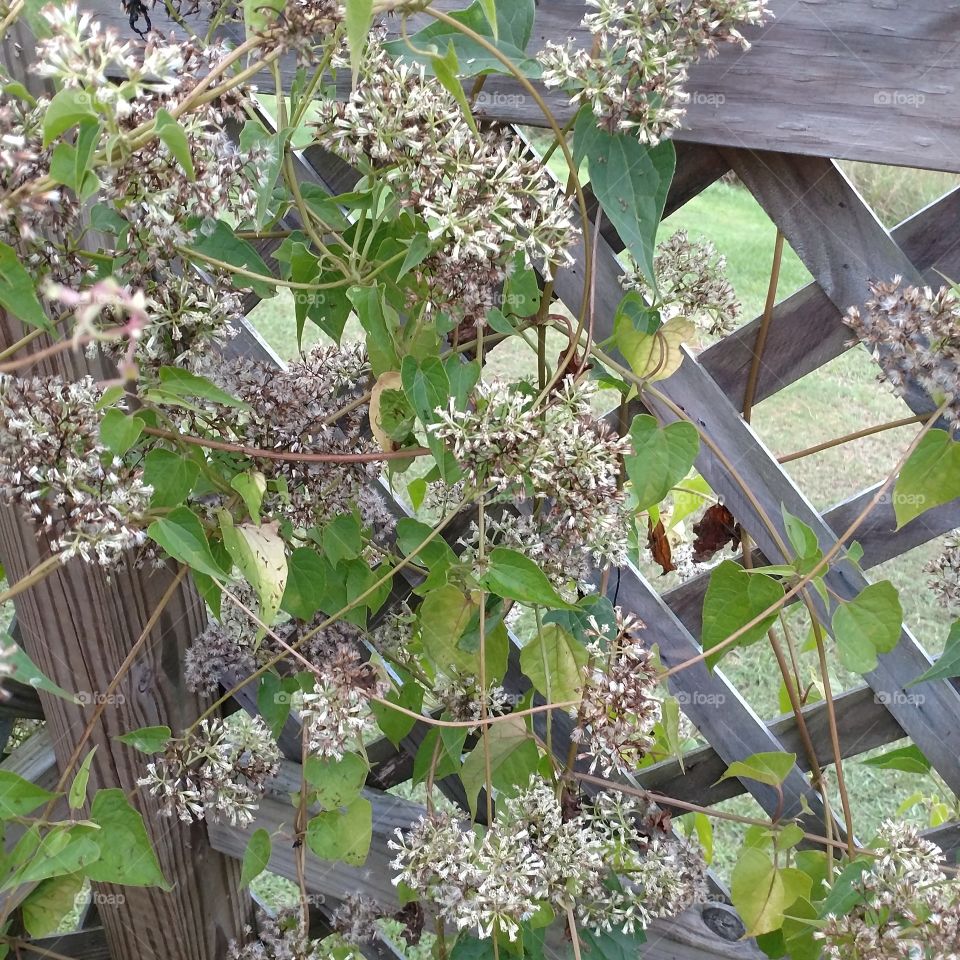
(79, 0), (960, 172)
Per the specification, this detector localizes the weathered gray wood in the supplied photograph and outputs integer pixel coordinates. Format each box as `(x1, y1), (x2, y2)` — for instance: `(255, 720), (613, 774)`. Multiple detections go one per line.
(81, 0), (960, 172)
(654, 351), (960, 795)
(700, 184), (960, 405)
(207, 761), (422, 911)
(719, 150), (936, 416)
(16, 928), (111, 960)
(664, 480), (960, 640)
(638, 686), (904, 810)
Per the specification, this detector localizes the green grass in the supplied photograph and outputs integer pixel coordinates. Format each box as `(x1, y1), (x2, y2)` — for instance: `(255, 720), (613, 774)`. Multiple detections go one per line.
(247, 175), (957, 883)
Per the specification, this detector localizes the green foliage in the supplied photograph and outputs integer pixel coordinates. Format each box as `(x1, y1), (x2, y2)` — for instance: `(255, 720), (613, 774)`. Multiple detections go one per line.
(574, 110), (675, 286)
(624, 414), (699, 512)
(306, 797), (372, 865)
(240, 828), (272, 887)
(911, 619), (960, 684)
(718, 751), (797, 788)
(831, 580), (902, 674)
(701, 560), (784, 669)
(893, 429), (960, 526)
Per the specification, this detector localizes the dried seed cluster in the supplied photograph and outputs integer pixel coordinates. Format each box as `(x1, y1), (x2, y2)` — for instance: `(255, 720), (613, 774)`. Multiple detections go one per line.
(138, 714), (280, 827)
(0, 375), (152, 565)
(622, 229), (742, 335)
(433, 380), (632, 577)
(818, 821), (960, 959)
(845, 279), (960, 432)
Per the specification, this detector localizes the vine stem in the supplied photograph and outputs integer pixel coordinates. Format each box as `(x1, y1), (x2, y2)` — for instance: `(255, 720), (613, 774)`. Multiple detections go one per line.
(566, 908), (582, 960)
(141, 425), (429, 464)
(742, 229), (783, 422)
(0, 554), (63, 607)
(573, 772), (857, 855)
(216, 580), (585, 730)
(51, 568), (189, 798)
(661, 398), (950, 676)
(778, 414), (925, 464)
(810, 611), (857, 854)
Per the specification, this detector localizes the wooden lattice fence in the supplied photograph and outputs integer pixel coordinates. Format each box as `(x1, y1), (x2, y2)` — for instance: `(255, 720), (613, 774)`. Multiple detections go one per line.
(1, 2), (960, 958)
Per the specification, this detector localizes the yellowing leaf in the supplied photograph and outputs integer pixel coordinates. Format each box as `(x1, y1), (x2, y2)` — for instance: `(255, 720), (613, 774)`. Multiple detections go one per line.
(731, 847), (786, 937)
(370, 370), (403, 451)
(220, 514), (288, 634)
(615, 314), (693, 383)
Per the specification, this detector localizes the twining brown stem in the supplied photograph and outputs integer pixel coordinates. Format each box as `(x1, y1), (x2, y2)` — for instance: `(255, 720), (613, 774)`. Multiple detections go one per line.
(186, 500), (469, 734)
(661, 399), (949, 676)
(810, 611), (857, 854)
(742, 229), (783, 423)
(50, 567), (189, 799)
(142, 425), (429, 464)
(573, 772), (857, 855)
(778, 414), (925, 464)
(0, 554), (62, 607)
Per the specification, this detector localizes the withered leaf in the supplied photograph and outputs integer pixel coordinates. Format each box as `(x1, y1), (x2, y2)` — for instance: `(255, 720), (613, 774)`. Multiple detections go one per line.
(647, 518), (676, 574)
(692, 503), (740, 563)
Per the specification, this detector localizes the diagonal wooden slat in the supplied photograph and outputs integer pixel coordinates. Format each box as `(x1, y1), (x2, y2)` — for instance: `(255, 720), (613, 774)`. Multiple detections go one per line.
(652, 352), (960, 794)
(549, 239), (842, 837)
(700, 183), (960, 405)
(719, 149), (940, 416)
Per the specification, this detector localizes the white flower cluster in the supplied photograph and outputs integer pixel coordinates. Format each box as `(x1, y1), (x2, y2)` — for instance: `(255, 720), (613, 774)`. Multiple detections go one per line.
(314, 40), (575, 321)
(37, 4), (182, 115)
(621, 229), (741, 336)
(138, 714), (280, 827)
(540, 0), (770, 142)
(390, 778), (705, 942)
(433, 380), (632, 578)
(818, 821), (960, 959)
(845, 279), (960, 433)
(573, 611), (661, 776)
(302, 644), (388, 760)
(0, 375), (152, 566)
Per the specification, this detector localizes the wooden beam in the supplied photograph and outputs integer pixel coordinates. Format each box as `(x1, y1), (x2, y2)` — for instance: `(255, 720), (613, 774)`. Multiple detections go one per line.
(0, 23), (252, 959)
(718, 150), (938, 416)
(79, 0), (960, 172)
(663, 481), (960, 640)
(638, 686), (904, 810)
